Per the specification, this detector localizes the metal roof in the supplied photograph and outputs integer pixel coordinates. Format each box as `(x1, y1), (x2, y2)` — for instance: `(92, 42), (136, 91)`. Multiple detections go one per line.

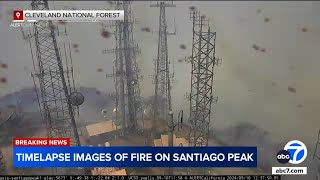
(86, 120), (120, 137)
(154, 134), (189, 147)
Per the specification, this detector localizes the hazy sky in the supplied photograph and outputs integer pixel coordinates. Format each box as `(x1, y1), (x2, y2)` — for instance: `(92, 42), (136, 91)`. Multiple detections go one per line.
(0, 1), (320, 144)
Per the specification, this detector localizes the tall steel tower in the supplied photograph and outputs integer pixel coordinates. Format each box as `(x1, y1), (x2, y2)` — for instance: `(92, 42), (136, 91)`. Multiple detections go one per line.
(106, 1), (142, 132)
(151, 2), (175, 140)
(188, 10), (220, 147)
(29, 0), (81, 146)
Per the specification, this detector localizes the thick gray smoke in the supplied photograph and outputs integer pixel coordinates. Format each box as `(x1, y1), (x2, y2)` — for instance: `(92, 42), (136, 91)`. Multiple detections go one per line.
(213, 122), (318, 179)
(0, 87), (114, 144)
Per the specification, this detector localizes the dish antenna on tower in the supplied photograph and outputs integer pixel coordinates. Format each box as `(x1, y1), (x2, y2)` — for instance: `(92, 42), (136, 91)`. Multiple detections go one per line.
(101, 109), (108, 118)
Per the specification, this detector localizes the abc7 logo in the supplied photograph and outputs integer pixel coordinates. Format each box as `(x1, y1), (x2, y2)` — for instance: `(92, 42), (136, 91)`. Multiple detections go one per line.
(277, 140), (307, 164)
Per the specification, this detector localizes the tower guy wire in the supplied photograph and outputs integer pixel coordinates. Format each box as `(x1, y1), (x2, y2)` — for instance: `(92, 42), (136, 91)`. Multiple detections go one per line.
(188, 10), (221, 147)
(106, 0), (143, 134)
(313, 129), (320, 179)
(25, 0), (84, 174)
(150, 1), (175, 140)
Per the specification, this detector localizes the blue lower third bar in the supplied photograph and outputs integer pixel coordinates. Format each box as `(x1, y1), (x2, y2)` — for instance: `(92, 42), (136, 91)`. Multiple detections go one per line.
(13, 146), (257, 168)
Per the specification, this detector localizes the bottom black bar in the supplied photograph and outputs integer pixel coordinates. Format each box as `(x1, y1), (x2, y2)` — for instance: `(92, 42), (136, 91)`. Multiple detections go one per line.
(0, 176), (281, 180)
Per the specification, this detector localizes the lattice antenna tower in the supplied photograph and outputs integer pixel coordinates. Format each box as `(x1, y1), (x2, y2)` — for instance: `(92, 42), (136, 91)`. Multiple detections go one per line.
(106, 0), (142, 132)
(129, 11), (144, 132)
(188, 10), (221, 147)
(150, 1), (175, 134)
(105, 7), (127, 131)
(26, 1), (84, 174)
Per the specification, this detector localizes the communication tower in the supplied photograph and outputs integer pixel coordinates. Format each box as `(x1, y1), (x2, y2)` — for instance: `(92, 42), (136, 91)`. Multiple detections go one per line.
(150, 1), (175, 141)
(187, 10), (220, 147)
(25, 0), (84, 174)
(106, 0), (143, 133)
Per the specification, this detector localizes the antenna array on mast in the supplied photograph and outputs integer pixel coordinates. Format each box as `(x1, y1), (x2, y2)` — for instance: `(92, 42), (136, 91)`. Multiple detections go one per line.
(106, 0), (143, 135)
(187, 10), (221, 147)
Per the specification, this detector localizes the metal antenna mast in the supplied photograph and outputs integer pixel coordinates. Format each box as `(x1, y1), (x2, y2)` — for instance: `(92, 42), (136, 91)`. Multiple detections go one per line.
(26, 1), (84, 175)
(106, 0), (142, 132)
(106, 7), (127, 131)
(150, 2), (175, 141)
(188, 10), (220, 147)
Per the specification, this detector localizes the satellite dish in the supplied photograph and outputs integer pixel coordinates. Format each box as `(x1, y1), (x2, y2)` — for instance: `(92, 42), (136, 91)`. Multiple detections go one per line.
(101, 109), (108, 118)
(69, 92), (84, 106)
(113, 108), (117, 113)
(131, 79), (137, 85)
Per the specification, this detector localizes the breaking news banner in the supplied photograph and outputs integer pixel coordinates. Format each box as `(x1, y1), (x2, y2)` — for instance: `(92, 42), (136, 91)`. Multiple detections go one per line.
(0, 176), (282, 180)
(13, 10), (124, 22)
(13, 138), (257, 168)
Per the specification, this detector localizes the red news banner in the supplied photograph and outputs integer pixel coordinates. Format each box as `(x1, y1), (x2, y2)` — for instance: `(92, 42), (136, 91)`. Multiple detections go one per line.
(13, 138), (70, 146)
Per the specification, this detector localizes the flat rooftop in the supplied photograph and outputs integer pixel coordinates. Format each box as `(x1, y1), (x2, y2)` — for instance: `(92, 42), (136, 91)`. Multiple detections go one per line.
(86, 120), (120, 137)
(154, 134), (189, 147)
